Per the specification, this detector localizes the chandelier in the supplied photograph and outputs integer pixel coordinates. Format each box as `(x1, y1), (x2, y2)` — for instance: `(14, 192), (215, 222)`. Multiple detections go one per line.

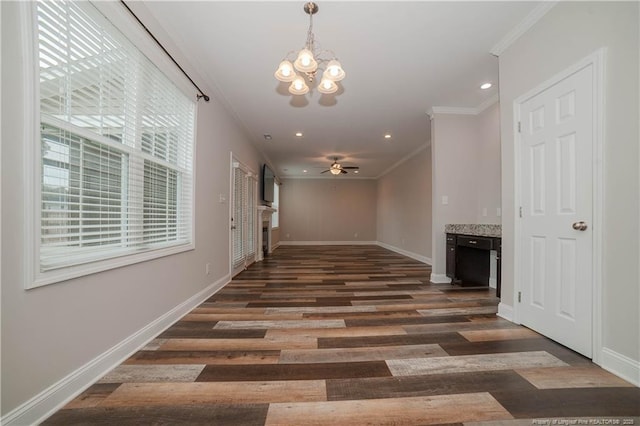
(274, 2), (346, 96)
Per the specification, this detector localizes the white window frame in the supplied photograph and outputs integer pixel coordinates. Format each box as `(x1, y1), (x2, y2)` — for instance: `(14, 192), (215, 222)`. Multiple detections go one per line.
(23, 1), (197, 288)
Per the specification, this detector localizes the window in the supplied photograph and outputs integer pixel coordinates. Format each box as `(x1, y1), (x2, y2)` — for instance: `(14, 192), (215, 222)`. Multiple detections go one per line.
(34, 1), (195, 285)
(271, 182), (280, 228)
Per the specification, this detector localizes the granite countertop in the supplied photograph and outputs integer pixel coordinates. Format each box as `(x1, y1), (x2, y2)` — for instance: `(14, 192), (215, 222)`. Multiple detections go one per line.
(445, 224), (501, 238)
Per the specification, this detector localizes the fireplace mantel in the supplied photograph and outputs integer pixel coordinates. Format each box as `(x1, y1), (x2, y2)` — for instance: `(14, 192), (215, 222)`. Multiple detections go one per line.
(257, 206), (276, 261)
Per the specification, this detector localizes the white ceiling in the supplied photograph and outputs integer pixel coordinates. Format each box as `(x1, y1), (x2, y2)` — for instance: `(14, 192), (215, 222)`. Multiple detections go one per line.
(135, 1), (541, 178)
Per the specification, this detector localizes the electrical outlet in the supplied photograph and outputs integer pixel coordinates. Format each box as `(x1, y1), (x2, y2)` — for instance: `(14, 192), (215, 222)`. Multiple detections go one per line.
(205, 263), (211, 275)
(482, 207), (487, 217)
(497, 207), (502, 217)
(219, 194), (226, 203)
(354, 232), (358, 238)
(441, 196), (448, 205)
(286, 233), (290, 238)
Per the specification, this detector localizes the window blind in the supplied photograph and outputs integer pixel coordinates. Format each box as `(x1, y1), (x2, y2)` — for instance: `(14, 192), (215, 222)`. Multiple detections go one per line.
(232, 167), (246, 268)
(37, 1), (195, 272)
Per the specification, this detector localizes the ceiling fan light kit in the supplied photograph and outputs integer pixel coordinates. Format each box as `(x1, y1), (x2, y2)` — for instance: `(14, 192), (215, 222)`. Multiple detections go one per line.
(274, 2), (346, 97)
(321, 157), (359, 175)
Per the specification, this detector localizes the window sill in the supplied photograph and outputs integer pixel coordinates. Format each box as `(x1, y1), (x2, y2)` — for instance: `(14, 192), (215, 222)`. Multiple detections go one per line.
(28, 242), (194, 289)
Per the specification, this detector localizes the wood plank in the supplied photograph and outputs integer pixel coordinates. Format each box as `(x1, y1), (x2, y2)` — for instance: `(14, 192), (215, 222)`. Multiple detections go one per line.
(265, 392), (513, 425)
(43, 404), (269, 426)
(515, 365), (636, 389)
(386, 351), (568, 376)
(280, 344), (447, 364)
(98, 365), (205, 383)
(459, 328), (543, 342)
(124, 350), (280, 365)
(213, 319), (346, 329)
(196, 361), (392, 382)
(265, 325), (407, 339)
(325, 370), (536, 401)
(99, 381), (327, 406)
(160, 337), (317, 351)
(318, 332), (467, 349)
(491, 388), (640, 418)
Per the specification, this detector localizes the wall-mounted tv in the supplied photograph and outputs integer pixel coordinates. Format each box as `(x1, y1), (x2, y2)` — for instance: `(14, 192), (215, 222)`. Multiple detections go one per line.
(261, 164), (275, 205)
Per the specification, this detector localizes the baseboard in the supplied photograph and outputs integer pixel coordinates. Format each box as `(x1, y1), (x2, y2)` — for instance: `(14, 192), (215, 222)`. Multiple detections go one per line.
(375, 241), (431, 265)
(600, 347), (640, 386)
(1, 275), (230, 426)
(430, 273), (451, 284)
(497, 302), (515, 322)
(279, 240), (377, 246)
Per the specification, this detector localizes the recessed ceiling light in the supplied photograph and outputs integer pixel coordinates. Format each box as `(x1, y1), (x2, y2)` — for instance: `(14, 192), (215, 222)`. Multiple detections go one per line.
(263, 134), (272, 140)
(295, 132), (303, 137)
(384, 134), (392, 139)
(354, 170), (359, 174)
(480, 83), (492, 90)
(303, 169), (307, 173)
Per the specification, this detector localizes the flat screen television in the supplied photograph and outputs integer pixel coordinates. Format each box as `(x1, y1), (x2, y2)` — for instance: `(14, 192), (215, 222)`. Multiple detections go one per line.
(261, 164), (275, 205)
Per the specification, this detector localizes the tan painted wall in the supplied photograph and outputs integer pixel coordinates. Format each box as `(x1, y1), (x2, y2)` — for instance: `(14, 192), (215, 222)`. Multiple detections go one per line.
(279, 179), (377, 243)
(376, 146), (432, 261)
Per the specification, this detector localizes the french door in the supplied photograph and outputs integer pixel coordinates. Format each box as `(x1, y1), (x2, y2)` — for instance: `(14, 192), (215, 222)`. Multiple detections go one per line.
(231, 161), (257, 277)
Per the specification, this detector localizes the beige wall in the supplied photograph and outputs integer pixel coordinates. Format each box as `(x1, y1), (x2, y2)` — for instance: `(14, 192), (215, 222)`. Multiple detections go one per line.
(1, 2), (266, 417)
(430, 104), (502, 278)
(376, 146), (432, 262)
(279, 179), (377, 243)
(499, 2), (639, 373)
(475, 103), (502, 223)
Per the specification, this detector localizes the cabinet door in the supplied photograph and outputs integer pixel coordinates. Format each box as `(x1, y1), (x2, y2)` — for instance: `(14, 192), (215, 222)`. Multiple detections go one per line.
(445, 234), (456, 279)
(446, 245), (456, 279)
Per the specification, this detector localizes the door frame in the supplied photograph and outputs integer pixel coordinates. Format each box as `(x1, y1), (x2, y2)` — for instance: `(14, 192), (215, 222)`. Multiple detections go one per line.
(512, 48), (605, 364)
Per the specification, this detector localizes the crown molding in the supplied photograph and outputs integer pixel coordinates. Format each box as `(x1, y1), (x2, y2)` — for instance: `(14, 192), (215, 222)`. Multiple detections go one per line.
(429, 93), (499, 117)
(490, 1), (558, 56)
(429, 106), (477, 115)
(376, 143), (430, 179)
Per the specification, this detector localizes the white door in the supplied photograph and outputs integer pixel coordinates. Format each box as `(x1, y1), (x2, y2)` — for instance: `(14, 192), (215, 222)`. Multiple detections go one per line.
(231, 163), (257, 277)
(518, 63), (594, 357)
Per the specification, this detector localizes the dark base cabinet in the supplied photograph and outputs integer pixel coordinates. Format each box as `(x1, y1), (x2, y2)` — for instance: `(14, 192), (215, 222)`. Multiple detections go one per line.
(445, 233), (501, 297)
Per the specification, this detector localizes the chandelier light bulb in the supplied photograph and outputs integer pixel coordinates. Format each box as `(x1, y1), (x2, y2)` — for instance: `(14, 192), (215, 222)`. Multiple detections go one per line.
(318, 77), (338, 94)
(324, 59), (345, 81)
(330, 167), (341, 175)
(289, 75), (309, 95)
(294, 48), (318, 73)
(274, 60), (296, 82)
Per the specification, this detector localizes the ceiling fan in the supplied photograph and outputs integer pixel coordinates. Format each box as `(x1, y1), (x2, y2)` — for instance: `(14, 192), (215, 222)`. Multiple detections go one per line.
(321, 157), (359, 175)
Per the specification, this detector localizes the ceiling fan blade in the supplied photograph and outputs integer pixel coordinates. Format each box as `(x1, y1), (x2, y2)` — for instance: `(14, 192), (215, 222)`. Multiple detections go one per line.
(321, 169), (330, 173)
(342, 166), (359, 169)
(341, 169), (348, 174)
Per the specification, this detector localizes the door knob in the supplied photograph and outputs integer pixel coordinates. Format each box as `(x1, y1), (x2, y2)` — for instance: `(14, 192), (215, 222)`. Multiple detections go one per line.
(572, 221), (588, 231)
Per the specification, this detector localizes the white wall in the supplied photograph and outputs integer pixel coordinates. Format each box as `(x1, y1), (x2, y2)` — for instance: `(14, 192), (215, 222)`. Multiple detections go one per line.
(1, 2), (265, 419)
(376, 146), (432, 262)
(279, 178), (377, 243)
(430, 104), (502, 279)
(499, 1), (639, 377)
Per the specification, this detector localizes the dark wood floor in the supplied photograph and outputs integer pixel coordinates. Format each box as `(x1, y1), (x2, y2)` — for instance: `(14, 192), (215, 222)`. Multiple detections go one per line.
(44, 245), (639, 425)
